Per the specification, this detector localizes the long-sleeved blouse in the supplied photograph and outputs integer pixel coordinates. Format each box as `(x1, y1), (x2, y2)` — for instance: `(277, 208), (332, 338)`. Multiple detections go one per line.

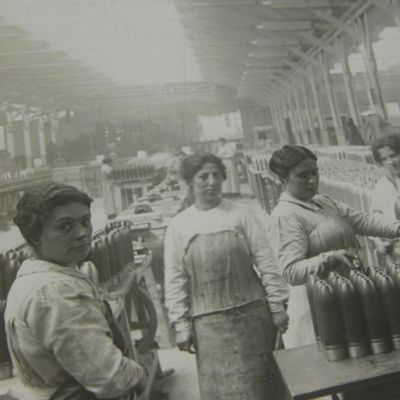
(268, 192), (400, 286)
(164, 199), (289, 336)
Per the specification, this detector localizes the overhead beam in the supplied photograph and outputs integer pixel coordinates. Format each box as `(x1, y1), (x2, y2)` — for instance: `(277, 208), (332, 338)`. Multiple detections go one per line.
(251, 37), (302, 46)
(256, 20), (312, 31)
(261, 0), (347, 8)
(301, 32), (337, 56)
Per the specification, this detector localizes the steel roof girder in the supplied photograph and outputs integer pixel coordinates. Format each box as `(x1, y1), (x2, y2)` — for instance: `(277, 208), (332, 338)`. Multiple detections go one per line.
(313, 10), (361, 41)
(256, 20), (312, 31)
(300, 32), (338, 57)
(289, 47), (323, 71)
(262, 0), (331, 8)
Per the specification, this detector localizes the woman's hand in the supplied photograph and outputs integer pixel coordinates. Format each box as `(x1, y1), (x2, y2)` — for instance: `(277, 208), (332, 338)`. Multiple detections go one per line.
(134, 365), (148, 396)
(176, 330), (196, 354)
(271, 310), (289, 333)
(325, 249), (356, 272)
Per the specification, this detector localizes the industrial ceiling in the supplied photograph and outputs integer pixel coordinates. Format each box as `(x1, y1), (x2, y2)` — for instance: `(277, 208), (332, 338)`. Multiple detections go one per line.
(0, 0), (398, 121)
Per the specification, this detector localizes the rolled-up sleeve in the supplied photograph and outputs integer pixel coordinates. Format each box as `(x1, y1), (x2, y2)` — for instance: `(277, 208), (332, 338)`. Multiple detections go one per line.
(267, 214), (328, 286)
(26, 281), (144, 399)
(240, 208), (289, 312)
(328, 196), (400, 238)
(164, 223), (191, 334)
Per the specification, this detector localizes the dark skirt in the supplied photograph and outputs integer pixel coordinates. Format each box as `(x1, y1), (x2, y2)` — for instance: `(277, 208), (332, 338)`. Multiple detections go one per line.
(193, 301), (285, 400)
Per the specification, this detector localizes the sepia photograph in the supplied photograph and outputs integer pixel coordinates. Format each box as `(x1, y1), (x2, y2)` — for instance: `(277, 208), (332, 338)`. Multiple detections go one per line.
(1, 1), (400, 399)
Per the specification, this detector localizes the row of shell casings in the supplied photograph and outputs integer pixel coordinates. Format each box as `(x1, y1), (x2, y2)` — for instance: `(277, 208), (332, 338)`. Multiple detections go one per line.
(104, 219), (131, 234)
(307, 266), (400, 362)
(111, 165), (155, 181)
(86, 226), (134, 284)
(0, 248), (32, 301)
(0, 248), (32, 365)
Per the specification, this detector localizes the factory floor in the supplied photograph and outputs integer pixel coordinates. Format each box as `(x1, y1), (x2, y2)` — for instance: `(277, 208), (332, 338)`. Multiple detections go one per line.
(0, 186), (269, 400)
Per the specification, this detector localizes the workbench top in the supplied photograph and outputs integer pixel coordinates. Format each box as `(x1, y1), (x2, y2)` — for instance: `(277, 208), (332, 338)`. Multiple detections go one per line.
(273, 344), (400, 400)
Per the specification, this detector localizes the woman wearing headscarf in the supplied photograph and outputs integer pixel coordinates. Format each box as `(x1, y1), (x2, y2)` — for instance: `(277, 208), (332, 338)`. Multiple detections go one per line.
(370, 131), (400, 261)
(5, 182), (146, 400)
(164, 153), (289, 400)
(267, 145), (400, 349)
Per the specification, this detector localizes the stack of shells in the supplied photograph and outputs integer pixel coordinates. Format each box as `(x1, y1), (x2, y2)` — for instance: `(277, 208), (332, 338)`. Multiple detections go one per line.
(307, 263), (400, 361)
(111, 162), (155, 181)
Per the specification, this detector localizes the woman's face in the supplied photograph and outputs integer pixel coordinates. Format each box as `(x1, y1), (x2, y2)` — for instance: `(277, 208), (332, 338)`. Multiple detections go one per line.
(378, 146), (400, 177)
(192, 162), (223, 206)
(35, 202), (92, 266)
(284, 159), (319, 202)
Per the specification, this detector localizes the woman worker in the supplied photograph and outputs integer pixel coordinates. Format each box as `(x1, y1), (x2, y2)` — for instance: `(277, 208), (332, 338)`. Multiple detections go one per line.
(370, 131), (400, 261)
(164, 153), (289, 400)
(5, 182), (146, 400)
(215, 137), (241, 196)
(267, 145), (400, 349)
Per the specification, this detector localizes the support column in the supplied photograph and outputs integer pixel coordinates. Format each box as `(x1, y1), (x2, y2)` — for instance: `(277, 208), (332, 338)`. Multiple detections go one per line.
(355, 13), (387, 122)
(286, 94), (302, 144)
(23, 112), (33, 169)
(50, 114), (58, 144)
(38, 115), (46, 165)
(309, 65), (330, 145)
(5, 111), (15, 158)
(319, 52), (346, 145)
(300, 83), (318, 144)
(337, 35), (360, 126)
(292, 86), (309, 144)
(270, 103), (283, 144)
(276, 100), (290, 144)
(281, 98), (296, 144)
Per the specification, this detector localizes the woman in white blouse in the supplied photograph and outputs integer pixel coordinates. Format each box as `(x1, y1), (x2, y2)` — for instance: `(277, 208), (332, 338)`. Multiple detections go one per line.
(164, 153), (289, 400)
(267, 145), (400, 349)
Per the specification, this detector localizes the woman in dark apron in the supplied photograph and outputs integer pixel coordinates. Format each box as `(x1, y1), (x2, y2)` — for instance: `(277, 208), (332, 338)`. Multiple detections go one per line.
(164, 153), (289, 400)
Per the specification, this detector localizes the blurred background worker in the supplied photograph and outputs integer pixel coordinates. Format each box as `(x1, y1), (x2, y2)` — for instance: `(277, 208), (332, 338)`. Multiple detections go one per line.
(100, 157), (117, 220)
(215, 137), (240, 197)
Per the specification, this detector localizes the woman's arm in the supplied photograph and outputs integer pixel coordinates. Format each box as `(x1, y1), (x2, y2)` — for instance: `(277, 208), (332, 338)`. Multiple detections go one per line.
(164, 223), (191, 341)
(27, 281), (145, 399)
(267, 214), (350, 286)
(329, 195), (400, 238)
(240, 208), (289, 311)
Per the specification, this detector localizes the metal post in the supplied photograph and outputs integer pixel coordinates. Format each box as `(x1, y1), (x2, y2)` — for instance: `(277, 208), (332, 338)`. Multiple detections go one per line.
(337, 35), (360, 126)
(319, 52), (346, 145)
(292, 85), (309, 144)
(23, 112), (33, 169)
(270, 102), (284, 144)
(286, 94), (301, 144)
(5, 111), (15, 158)
(50, 114), (58, 144)
(276, 100), (290, 144)
(300, 83), (318, 144)
(308, 65), (330, 145)
(38, 115), (46, 165)
(355, 13), (388, 122)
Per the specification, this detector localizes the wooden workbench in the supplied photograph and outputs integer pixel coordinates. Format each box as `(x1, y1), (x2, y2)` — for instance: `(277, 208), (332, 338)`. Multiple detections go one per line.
(273, 344), (400, 400)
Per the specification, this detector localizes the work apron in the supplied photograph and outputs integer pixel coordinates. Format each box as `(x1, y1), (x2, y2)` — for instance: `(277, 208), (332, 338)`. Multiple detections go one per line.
(183, 230), (283, 400)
